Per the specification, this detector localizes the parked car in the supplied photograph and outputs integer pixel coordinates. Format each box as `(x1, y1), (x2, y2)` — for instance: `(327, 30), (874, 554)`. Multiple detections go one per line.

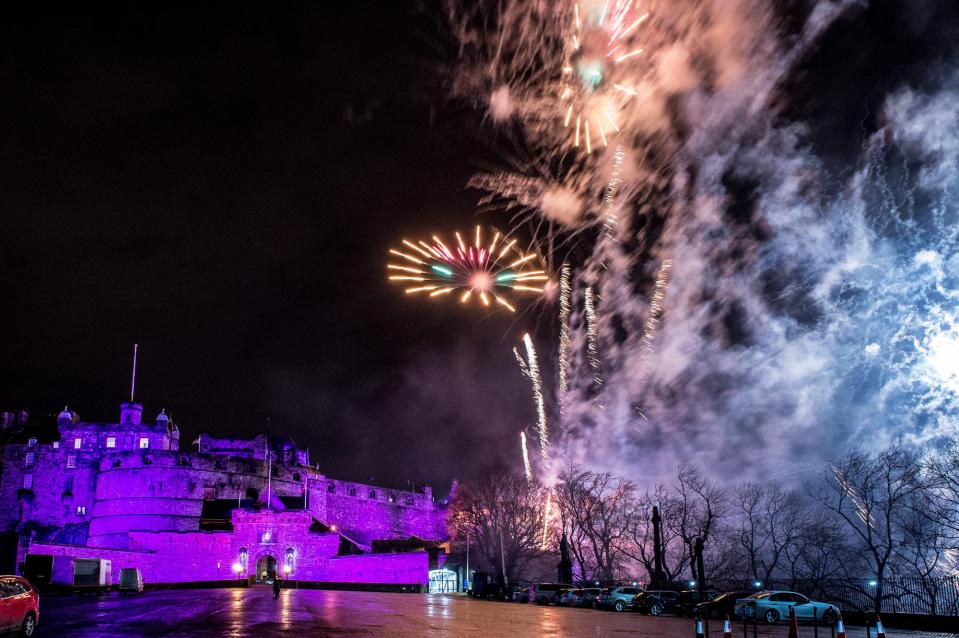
(470, 571), (509, 600)
(735, 591), (839, 625)
(0, 576), (39, 636)
(528, 583), (569, 605)
(579, 587), (603, 608)
(557, 589), (582, 606)
(510, 582), (532, 602)
(674, 590), (718, 617)
(597, 586), (643, 612)
(119, 568), (144, 594)
(696, 590), (755, 619)
(632, 590), (680, 615)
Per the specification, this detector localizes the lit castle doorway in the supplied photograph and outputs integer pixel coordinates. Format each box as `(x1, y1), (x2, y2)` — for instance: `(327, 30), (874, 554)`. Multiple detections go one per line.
(256, 555), (277, 582)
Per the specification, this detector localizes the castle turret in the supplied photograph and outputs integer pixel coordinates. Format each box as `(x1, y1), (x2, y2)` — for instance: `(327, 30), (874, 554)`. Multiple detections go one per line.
(119, 402), (142, 425)
(57, 406), (73, 426)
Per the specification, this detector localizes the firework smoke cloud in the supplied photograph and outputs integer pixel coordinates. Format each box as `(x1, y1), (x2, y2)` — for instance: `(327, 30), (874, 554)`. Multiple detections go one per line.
(446, 0), (959, 482)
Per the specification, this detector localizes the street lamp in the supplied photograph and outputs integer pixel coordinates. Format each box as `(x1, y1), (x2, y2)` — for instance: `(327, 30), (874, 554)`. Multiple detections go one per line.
(688, 579), (697, 588)
(753, 580), (763, 589)
(283, 564), (292, 575)
(231, 562), (243, 576)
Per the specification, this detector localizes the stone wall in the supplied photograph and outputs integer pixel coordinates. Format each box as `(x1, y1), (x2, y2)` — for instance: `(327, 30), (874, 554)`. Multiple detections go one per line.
(0, 444), (98, 537)
(87, 451), (307, 548)
(309, 478), (447, 547)
(23, 508), (432, 586)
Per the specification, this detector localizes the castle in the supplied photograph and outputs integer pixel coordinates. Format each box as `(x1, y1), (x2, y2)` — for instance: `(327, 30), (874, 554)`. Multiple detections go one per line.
(0, 401), (455, 590)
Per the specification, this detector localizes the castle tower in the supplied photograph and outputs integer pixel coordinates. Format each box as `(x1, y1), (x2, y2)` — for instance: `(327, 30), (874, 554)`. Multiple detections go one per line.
(120, 402), (142, 425)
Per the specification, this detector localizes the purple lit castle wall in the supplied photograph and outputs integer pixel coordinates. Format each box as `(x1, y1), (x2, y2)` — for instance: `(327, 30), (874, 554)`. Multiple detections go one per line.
(1, 402), (451, 587)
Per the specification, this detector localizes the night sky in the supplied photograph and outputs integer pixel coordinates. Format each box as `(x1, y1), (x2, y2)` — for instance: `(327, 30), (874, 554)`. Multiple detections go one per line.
(0, 2), (538, 494)
(2, 2), (957, 492)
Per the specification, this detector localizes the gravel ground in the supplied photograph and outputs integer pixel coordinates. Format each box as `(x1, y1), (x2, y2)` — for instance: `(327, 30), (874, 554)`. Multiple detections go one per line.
(32, 588), (959, 637)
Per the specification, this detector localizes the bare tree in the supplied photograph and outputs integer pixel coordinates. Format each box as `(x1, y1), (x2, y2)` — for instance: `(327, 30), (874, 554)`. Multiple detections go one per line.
(925, 437), (959, 550)
(555, 464), (635, 583)
(813, 446), (926, 611)
(447, 472), (549, 582)
(674, 466), (728, 585)
(623, 485), (690, 584)
(734, 482), (808, 583)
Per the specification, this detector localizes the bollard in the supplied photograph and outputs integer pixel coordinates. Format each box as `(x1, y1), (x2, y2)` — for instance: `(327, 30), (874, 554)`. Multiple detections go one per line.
(722, 614), (733, 638)
(695, 614), (706, 638)
(813, 606), (819, 638)
(835, 613), (846, 638)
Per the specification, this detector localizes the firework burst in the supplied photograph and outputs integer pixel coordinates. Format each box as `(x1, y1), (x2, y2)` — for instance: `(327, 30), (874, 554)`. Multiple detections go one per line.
(560, 0), (649, 153)
(387, 226), (547, 312)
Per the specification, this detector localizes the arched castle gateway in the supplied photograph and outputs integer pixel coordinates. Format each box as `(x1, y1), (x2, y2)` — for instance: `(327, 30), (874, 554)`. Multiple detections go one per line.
(0, 402), (453, 589)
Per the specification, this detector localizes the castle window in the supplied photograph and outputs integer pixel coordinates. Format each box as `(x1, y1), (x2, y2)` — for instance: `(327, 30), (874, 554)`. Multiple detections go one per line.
(106, 437), (116, 448)
(66, 455), (77, 469)
(348, 488), (356, 496)
(327, 483), (335, 493)
(52, 441), (59, 449)
(74, 438), (81, 449)
(23, 474), (33, 490)
(139, 437), (149, 449)
(369, 490), (376, 499)
(76, 506), (86, 516)
(27, 438), (37, 448)
(25, 453), (35, 467)
(293, 473), (301, 481)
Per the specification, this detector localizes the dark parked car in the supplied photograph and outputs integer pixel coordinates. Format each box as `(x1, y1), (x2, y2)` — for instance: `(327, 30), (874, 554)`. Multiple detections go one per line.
(0, 576), (39, 636)
(674, 590), (718, 617)
(469, 571), (508, 600)
(696, 590), (755, 620)
(632, 590), (680, 615)
(579, 588), (603, 608)
(510, 582), (532, 602)
(557, 589), (582, 607)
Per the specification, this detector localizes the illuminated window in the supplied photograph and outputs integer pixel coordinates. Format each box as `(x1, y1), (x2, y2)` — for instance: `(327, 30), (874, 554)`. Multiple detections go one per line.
(52, 441), (59, 449)
(66, 455), (77, 469)
(74, 438), (81, 449)
(76, 506), (86, 516)
(139, 438), (149, 449)
(23, 474), (33, 489)
(27, 438), (37, 448)
(25, 453), (35, 467)
(106, 437), (116, 448)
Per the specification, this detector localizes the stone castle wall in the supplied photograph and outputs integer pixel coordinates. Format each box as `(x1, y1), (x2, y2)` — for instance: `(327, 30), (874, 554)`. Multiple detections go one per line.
(87, 451), (307, 548)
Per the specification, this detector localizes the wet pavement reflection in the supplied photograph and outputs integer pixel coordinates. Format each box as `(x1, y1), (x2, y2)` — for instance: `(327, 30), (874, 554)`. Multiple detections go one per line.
(33, 588), (959, 637)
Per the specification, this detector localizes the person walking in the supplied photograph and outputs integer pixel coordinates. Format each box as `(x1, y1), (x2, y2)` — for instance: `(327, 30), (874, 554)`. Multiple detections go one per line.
(273, 577), (281, 599)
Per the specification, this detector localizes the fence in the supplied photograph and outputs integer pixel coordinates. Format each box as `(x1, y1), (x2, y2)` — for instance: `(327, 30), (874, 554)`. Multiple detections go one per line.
(701, 577), (959, 616)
